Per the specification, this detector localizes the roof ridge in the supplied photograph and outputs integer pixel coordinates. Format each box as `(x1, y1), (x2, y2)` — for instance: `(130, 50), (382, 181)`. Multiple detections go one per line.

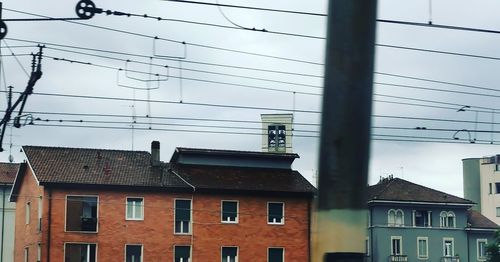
(374, 177), (396, 199)
(22, 145), (150, 154)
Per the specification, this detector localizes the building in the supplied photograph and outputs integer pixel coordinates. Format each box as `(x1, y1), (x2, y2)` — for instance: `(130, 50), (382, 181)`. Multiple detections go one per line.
(10, 142), (315, 262)
(463, 156), (500, 225)
(0, 163), (18, 262)
(367, 176), (498, 262)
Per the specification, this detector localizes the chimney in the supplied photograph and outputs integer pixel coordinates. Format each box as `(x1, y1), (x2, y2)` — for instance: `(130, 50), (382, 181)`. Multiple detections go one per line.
(151, 141), (160, 166)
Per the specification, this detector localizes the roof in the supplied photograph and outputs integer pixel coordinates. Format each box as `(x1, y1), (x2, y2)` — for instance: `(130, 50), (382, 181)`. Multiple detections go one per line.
(467, 210), (499, 229)
(367, 177), (474, 205)
(170, 147), (299, 162)
(0, 162), (19, 184)
(21, 146), (187, 188)
(172, 164), (316, 195)
(11, 145), (314, 199)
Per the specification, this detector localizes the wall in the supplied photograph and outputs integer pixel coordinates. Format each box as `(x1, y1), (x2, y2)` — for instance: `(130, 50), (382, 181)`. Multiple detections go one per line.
(13, 165), (44, 262)
(45, 188), (310, 262)
(0, 185), (15, 262)
(369, 203), (474, 262)
(463, 158), (481, 212)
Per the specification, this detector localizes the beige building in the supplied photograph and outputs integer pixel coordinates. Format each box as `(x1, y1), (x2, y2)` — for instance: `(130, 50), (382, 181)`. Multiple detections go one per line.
(261, 114), (293, 153)
(463, 156), (500, 225)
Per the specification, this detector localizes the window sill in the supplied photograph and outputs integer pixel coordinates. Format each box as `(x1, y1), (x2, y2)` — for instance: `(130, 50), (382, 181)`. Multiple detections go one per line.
(64, 230), (98, 234)
(126, 218), (144, 221)
(174, 232), (192, 236)
(268, 222), (285, 226)
(221, 221), (238, 224)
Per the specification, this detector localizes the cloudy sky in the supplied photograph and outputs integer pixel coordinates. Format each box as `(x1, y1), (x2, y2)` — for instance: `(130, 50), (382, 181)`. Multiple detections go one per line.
(1, 0), (500, 197)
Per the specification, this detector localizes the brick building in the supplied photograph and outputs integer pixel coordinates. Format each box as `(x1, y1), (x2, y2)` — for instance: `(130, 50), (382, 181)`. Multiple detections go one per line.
(10, 142), (315, 262)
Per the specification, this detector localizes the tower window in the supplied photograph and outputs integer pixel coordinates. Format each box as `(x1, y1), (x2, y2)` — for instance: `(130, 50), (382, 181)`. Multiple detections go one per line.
(268, 125), (286, 151)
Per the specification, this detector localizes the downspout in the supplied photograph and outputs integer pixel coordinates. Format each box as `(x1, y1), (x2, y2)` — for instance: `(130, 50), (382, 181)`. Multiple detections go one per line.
(466, 224), (470, 262)
(369, 207), (373, 261)
(46, 189), (52, 262)
(1, 186), (5, 262)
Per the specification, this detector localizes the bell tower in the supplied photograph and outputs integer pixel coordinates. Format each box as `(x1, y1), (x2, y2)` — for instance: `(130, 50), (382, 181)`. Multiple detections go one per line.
(261, 114), (293, 153)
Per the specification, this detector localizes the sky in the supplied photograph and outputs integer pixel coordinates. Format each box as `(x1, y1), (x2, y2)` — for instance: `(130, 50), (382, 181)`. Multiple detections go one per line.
(1, 0), (500, 197)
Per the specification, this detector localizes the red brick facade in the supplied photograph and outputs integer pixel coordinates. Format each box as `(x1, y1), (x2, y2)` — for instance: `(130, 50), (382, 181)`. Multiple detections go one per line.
(14, 166), (311, 261)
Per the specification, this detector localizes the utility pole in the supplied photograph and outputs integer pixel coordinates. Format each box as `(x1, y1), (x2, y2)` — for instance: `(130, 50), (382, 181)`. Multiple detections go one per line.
(312, 0), (377, 261)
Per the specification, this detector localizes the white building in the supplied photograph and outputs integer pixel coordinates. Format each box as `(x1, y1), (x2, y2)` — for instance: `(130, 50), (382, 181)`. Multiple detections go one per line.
(463, 156), (500, 225)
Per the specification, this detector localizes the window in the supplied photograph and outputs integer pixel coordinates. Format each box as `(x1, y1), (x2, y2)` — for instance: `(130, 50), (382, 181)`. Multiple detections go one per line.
(174, 246), (191, 262)
(477, 239), (487, 261)
(268, 125), (286, 152)
(443, 238), (454, 257)
(497, 207), (500, 217)
(66, 196), (98, 232)
(417, 237), (428, 259)
(439, 211), (455, 227)
(268, 247), (284, 262)
(365, 237), (370, 256)
(26, 202), (30, 225)
(24, 247), (28, 262)
(175, 199), (191, 234)
(125, 245), (142, 262)
(490, 183), (493, 194)
(388, 209), (404, 226)
(413, 210), (431, 227)
(37, 243), (41, 262)
(268, 202), (284, 224)
(38, 197), (43, 232)
(221, 201), (238, 223)
(496, 183), (500, 194)
(64, 243), (96, 262)
(126, 197), (144, 220)
(221, 247), (238, 262)
(391, 236), (402, 255)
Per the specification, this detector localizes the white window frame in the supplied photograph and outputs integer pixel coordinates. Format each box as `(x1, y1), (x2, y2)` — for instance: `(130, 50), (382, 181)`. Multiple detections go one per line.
(63, 242), (97, 262)
(38, 196), (43, 232)
(25, 202), (30, 225)
(125, 244), (143, 262)
(267, 202), (285, 225)
(126, 197), (144, 221)
(413, 210), (432, 227)
(417, 237), (428, 259)
(443, 238), (455, 257)
(24, 247), (28, 262)
(174, 198), (192, 235)
(497, 207), (500, 217)
(388, 209), (396, 226)
(221, 200), (239, 224)
(446, 211), (456, 228)
(477, 239), (488, 261)
(221, 246), (238, 262)
(391, 236), (403, 256)
(267, 247), (285, 262)
(173, 245), (192, 262)
(37, 243), (41, 262)
(64, 195), (99, 233)
(365, 237), (370, 256)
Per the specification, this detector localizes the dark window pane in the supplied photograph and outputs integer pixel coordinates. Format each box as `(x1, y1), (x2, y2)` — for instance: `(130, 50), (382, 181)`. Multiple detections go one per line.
(222, 201), (238, 222)
(175, 200), (191, 221)
(175, 246), (191, 262)
(222, 247), (237, 262)
(66, 196), (98, 232)
(496, 183), (500, 194)
(269, 248), (284, 262)
(126, 245), (142, 262)
(268, 203), (283, 223)
(65, 243), (96, 262)
(277, 126), (286, 148)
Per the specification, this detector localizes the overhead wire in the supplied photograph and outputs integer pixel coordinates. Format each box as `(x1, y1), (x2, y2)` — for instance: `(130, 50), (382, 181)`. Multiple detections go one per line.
(3, 8), (323, 66)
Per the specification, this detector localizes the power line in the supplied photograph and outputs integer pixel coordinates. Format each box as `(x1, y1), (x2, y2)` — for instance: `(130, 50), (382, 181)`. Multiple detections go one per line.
(3, 8), (323, 66)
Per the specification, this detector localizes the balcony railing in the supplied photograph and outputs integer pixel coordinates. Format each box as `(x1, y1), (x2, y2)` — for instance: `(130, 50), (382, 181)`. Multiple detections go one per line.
(442, 256), (460, 262)
(389, 255), (408, 262)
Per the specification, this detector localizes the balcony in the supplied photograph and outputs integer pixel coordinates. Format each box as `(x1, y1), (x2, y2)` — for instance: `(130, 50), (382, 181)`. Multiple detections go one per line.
(442, 256), (460, 262)
(389, 255), (408, 262)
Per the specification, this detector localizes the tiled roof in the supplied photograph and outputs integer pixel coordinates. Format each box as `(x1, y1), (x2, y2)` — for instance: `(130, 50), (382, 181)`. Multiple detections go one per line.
(367, 177), (474, 205)
(19, 146), (314, 196)
(467, 210), (499, 229)
(172, 164), (316, 194)
(0, 162), (19, 184)
(22, 146), (187, 188)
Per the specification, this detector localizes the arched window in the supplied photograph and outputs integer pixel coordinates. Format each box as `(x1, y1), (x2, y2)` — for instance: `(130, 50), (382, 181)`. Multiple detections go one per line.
(395, 209), (404, 226)
(388, 209), (396, 226)
(440, 211), (447, 227)
(447, 211), (456, 228)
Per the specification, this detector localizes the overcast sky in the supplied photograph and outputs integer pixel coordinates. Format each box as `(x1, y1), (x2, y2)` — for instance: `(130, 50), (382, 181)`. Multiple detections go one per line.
(2, 0), (500, 197)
